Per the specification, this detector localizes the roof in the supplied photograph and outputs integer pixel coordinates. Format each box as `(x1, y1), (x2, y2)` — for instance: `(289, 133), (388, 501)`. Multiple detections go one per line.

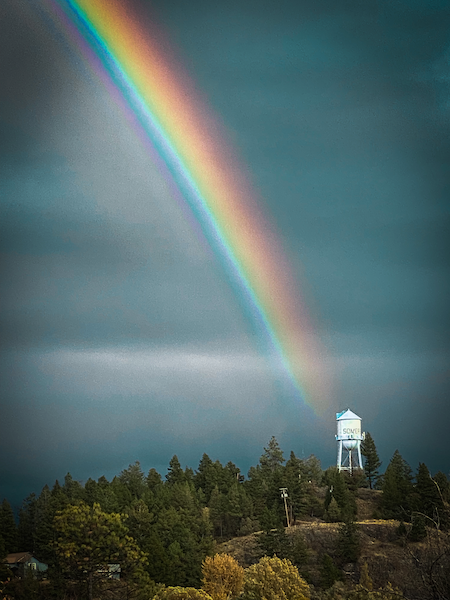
(5, 552), (33, 565)
(336, 408), (361, 420)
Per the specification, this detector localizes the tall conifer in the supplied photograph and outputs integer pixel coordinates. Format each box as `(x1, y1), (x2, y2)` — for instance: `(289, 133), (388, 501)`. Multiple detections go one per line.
(0, 499), (17, 553)
(381, 450), (413, 519)
(259, 437), (285, 472)
(360, 432), (381, 489)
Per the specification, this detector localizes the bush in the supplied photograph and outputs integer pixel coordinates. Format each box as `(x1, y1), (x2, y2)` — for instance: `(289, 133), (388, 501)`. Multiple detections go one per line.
(154, 586), (213, 600)
(243, 555), (310, 600)
(409, 516), (427, 542)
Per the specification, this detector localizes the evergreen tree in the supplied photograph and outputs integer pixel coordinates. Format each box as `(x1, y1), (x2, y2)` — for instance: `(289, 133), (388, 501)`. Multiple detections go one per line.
(415, 463), (444, 525)
(0, 499), (17, 553)
(17, 493), (37, 551)
(323, 468), (356, 521)
(284, 452), (306, 522)
(185, 467), (195, 484)
(410, 514), (427, 541)
(33, 483), (67, 562)
(209, 486), (226, 537)
(194, 454), (217, 503)
(381, 450), (413, 520)
(433, 471), (450, 504)
(0, 533), (9, 584)
(361, 433), (382, 489)
(258, 527), (289, 558)
(303, 454), (323, 484)
(63, 473), (84, 502)
(324, 497), (341, 522)
(84, 476), (120, 512)
(84, 478), (98, 506)
(336, 521), (360, 564)
(224, 484), (243, 537)
(119, 461), (146, 499)
(225, 461), (241, 482)
(320, 554), (342, 589)
(126, 498), (155, 548)
(167, 455), (186, 486)
(111, 475), (133, 510)
(259, 437), (285, 473)
(147, 468), (163, 491)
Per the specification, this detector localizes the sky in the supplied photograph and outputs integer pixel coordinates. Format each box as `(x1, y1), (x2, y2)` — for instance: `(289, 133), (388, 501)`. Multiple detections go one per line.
(1, 0), (449, 508)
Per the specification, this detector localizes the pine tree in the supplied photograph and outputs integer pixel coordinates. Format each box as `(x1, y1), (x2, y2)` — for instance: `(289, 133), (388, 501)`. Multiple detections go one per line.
(259, 437), (285, 473)
(410, 514), (427, 541)
(415, 463), (444, 525)
(336, 520), (360, 564)
(147, 468), (163, 491)
(17, 493), (37, 551)
(381, 450), (413, 520)
(320, 554), (342, 589)
(0, 500), (17, 553)
(111, 475), (133, 510)
(33, 484), (59, 561)
(224, 484), (243, 537)
(324, 497), (341, 522)
(167, 455), (186, 486)
(433, 471), (450, 503)
(63, 473), (84, 502)
(361, 433), (382, 489)
(194, 454), (217, 502)
(303, 454), (323, 484)
(324, 468), (356, 521)
(209, 486), (226, 537)
(284, 452), (305, 522)
(119, 461), (146, 499)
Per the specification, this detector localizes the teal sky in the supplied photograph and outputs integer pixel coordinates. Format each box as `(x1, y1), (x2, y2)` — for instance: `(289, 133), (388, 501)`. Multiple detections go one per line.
(1, 0), (449, 507)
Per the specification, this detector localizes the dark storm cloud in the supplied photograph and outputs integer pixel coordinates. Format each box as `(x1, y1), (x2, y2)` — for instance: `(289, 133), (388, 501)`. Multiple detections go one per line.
(1, 0), (450, 507)
(150, 0), (450, 344)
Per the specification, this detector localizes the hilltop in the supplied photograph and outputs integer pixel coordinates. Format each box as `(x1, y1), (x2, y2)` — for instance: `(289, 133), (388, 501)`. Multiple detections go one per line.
(218, 487), (450, 600)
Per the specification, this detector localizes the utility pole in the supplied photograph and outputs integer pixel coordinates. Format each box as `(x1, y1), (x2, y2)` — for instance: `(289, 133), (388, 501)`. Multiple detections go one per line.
(280, 488), (290, 527)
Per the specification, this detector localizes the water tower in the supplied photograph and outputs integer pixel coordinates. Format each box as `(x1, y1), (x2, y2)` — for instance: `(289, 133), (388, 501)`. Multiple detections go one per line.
(336, 409), (364, 472)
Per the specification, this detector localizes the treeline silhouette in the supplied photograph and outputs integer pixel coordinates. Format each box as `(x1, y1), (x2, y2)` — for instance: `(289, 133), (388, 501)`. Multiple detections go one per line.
(0, 435), (449, 599)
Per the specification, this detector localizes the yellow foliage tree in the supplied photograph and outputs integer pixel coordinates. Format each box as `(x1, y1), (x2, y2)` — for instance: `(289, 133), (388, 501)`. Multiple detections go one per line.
(243, 556), (310, 600)
(202, 553), (244, 600)
(154, 587), (213, 600)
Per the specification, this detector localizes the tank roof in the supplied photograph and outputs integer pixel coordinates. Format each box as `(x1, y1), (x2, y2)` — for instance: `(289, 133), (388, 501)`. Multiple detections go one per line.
(336, 408), (361, 420)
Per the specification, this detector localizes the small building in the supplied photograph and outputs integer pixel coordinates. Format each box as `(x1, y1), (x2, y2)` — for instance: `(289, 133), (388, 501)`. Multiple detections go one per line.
(4, 552), (48, 578)
(97, 563), (121, 579)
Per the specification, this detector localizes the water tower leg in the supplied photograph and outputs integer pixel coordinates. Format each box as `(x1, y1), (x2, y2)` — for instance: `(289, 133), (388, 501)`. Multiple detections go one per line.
(357, 442), (363, 470)
(337, 440), (342, 471)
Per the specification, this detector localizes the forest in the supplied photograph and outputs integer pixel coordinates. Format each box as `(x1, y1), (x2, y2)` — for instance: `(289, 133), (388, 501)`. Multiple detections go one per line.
(1, 435), (449, 600)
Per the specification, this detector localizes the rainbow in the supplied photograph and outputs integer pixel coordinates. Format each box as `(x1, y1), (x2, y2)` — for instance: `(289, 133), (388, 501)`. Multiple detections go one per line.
(45, 0), (331, 413)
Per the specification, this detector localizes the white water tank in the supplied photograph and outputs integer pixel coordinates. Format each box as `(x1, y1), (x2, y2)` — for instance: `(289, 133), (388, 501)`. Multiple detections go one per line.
(336, 408), (363, 449)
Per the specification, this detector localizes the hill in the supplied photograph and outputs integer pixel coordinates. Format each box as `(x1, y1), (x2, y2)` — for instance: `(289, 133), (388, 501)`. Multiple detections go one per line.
(218, 487), (450, 600)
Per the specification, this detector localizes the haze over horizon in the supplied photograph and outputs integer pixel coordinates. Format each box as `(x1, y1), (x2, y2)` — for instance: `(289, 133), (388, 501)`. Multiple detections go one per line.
(1, 0), (449, 509)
